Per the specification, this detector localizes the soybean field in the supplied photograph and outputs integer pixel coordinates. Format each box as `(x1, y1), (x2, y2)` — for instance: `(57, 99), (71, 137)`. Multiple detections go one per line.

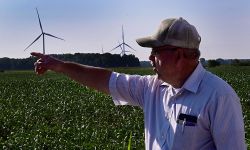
(0, 66), (249, 149)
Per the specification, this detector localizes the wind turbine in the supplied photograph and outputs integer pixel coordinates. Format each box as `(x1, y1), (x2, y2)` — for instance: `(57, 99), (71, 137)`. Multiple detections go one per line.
(24, 8), (64, 54)
(109, 25), (135, 56)
(101, 45), (105, 54)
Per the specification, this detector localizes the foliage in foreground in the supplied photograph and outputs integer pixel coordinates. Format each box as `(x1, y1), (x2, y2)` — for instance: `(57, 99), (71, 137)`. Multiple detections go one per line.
(0, 71), (144, 149)
(0, 66), (249, 149)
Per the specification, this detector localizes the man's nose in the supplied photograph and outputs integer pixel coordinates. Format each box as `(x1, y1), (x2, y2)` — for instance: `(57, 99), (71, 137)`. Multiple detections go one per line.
(149, 54), (155, 61)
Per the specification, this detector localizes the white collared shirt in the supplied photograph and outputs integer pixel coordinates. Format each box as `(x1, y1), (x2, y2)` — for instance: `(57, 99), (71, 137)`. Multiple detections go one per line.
(109, 63), (246, 150)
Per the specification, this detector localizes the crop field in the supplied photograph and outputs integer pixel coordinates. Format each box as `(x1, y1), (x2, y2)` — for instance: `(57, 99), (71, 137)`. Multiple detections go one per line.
(0, 66), (249, 149)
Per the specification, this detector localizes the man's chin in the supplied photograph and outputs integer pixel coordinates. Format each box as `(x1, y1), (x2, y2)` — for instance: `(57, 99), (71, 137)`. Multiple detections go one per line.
(152, 67), (157, 72)
(153, 69), (162, 80)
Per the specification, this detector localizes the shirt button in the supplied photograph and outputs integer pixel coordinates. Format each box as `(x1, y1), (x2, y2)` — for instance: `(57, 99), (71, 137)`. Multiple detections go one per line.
(177, 92), (182, 96)
(162, 134), (165, 139)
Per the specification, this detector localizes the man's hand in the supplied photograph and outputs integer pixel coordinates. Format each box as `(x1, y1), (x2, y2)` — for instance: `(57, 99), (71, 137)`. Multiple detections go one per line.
(31, 52), (63, 75)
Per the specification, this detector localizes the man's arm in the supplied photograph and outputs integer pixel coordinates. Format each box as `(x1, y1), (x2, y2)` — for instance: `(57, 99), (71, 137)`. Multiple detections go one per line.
(31, 52), (112, 94)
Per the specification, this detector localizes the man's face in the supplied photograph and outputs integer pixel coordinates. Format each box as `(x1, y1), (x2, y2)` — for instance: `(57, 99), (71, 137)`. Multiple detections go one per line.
(149, 45), (179, 81)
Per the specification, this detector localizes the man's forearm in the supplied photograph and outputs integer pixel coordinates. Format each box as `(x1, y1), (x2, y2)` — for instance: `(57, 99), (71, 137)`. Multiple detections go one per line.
(31, 52), (112, 94)
(57, 61), (112, 94)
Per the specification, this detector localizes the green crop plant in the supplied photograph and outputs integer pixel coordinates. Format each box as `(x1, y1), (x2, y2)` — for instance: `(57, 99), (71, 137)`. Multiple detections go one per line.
(0, 66), (249, 149)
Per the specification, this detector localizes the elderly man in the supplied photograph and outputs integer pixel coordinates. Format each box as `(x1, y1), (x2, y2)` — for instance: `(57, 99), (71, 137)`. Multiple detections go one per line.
(31, 17), (246, 150)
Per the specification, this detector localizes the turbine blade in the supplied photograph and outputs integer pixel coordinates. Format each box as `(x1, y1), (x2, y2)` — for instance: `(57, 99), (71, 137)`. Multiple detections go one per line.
(24, 34), (42, 51)
(44, 33), (65, 41)
(109, 44), (122, 52)
(124, 43), (136, 51)
(117, 41), (122, 50)
(122, 25), (125, 43)
(36, 8), (43, 32)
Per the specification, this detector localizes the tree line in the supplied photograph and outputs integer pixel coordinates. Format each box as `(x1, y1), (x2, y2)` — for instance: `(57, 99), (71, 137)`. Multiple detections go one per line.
(0, 53), (140, 71)
(200, 58), (250, 67)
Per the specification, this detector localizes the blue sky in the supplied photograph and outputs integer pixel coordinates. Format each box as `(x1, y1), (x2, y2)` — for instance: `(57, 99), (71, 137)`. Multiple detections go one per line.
(0, 0), (249, 60)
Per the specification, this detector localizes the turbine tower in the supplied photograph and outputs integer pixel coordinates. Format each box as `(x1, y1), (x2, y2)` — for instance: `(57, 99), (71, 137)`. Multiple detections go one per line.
(109, 25), (135, 56)
(24, 8), (64, 54)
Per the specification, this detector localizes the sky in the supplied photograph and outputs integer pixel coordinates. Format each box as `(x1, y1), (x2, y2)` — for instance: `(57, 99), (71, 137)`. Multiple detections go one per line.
(0, 0), (250, 61)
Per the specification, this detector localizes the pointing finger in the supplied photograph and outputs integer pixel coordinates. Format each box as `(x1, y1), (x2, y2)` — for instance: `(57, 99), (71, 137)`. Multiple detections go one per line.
(31, 52), (45, 59)
(34, 61), (47, 68)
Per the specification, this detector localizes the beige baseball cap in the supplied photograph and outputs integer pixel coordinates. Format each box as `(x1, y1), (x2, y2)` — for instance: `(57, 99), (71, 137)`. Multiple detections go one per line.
(136, 17), (201, 49)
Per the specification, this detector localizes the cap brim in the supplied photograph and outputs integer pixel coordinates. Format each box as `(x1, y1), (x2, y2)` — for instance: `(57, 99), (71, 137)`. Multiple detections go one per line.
(136, 36), (163, 48)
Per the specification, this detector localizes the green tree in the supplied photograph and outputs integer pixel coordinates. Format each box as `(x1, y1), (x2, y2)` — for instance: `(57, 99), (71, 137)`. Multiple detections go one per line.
(207, 60), (220, 67)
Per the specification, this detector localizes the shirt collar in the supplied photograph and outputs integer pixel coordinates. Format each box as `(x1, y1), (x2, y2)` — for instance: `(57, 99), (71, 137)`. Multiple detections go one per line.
(182, 62), (205, 93)
(160, 62), (205, 94)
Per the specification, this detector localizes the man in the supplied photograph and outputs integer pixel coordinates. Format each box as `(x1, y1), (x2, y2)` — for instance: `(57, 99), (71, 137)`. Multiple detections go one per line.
(31, 17), (246, 149)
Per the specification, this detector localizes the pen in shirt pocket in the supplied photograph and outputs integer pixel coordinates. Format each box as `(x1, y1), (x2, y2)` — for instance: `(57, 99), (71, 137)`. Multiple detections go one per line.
(177, 113), (198, 133)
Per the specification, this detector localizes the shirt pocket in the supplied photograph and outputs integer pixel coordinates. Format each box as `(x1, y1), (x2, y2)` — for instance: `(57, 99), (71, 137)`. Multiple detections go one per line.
(175, 123), (198, 145)
(177, 123), (197, 134)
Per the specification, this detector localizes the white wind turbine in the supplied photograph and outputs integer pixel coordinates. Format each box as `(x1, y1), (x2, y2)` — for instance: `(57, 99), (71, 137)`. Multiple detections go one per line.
(109, 25), (135, 56)
(24, 8), (64, 54)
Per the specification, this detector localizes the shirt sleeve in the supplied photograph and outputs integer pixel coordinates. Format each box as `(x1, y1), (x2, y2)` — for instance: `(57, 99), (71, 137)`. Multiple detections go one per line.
(209, 94), (247, 150)
(109, 72), (149, 108)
